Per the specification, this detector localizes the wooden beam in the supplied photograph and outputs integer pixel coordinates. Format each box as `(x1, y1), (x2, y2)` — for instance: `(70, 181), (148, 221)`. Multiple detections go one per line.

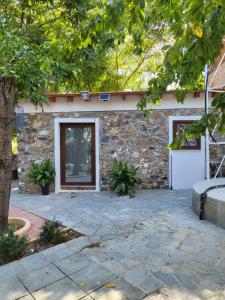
(60, 186), (96, 190)
(49, 96), (56, 102)
(67, 96), (73, 102)
(194, 91), (201, 98)
(210, 92), (217, 98)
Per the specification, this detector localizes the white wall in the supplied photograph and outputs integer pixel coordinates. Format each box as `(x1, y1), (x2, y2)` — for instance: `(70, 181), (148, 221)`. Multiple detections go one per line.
(20, 93), (207, 113)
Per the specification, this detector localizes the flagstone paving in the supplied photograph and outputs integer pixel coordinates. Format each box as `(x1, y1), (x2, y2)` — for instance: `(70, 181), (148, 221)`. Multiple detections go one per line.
(1, 188), (225, 299)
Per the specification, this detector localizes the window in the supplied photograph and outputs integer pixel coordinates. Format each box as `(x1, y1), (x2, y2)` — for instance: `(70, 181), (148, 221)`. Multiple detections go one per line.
(173, 120), (201, 150)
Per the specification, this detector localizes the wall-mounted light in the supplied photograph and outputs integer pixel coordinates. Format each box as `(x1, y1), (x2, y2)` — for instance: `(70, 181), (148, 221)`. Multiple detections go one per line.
(80, 91), (91, 101)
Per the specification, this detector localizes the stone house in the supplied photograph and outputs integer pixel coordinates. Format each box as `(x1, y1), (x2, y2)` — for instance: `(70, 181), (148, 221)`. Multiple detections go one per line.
(17, 91), (224, 193)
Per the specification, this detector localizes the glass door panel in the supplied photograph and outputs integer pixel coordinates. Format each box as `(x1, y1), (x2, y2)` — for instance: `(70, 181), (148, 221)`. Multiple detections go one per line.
(60, 123), (95, 185)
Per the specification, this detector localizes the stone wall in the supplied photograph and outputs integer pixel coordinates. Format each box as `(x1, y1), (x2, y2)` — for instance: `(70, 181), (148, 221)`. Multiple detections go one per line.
(17, 109), (205, 192)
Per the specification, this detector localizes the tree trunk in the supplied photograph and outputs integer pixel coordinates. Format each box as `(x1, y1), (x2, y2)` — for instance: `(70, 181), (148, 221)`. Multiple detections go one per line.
(0, 77), (15, 233)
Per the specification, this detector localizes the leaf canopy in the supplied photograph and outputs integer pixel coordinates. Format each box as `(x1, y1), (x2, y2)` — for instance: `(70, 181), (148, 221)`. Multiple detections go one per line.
(1, 0), (225, 136)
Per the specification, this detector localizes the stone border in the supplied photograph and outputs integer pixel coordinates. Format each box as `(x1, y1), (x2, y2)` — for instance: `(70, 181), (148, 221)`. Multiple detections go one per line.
(8, 217), (31, 238)
(192, 179), (225, 229)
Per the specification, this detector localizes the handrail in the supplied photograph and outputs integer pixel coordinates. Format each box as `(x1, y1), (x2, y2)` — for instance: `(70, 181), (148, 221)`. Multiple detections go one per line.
(209, 52), (225, 87)
(213, 155), (225, 180)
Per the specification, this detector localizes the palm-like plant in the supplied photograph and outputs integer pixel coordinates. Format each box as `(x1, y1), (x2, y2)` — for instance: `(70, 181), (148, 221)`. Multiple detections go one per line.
(26, 159), (55, 195)
(109, 159), (142, 196)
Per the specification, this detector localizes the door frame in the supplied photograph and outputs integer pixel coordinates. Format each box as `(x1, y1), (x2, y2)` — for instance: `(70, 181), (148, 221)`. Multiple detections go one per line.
(168, 115), (203, 189)
(54, 118), (100, 192)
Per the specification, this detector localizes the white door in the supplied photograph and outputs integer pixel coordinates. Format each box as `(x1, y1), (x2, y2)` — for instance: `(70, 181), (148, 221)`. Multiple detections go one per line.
(169, 116), (205, 189)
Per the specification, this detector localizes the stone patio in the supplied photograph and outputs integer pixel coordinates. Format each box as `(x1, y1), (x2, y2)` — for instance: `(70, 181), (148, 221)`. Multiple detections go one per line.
(1, 188), (225, 299)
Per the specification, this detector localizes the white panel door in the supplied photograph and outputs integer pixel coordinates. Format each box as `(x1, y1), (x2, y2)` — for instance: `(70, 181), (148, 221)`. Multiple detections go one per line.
(169, 116), (205, 189)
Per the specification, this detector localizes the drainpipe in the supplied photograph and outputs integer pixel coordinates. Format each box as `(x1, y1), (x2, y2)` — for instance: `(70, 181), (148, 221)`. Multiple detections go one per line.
(204, 64), (210, 181)
(199, 184), (225, 220)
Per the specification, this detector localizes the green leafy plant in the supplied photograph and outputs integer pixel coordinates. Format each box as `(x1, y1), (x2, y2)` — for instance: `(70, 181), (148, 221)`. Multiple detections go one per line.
(39, 220), (65, 245)
(109, 159), (142, 196)
(0, 229), (28, 265)
(26, 159), (55, 195)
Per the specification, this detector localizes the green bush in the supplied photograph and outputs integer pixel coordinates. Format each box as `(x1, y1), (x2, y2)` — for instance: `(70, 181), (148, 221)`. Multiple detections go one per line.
(39, 220), (65, 245)
(109, 159), (142, 196)
(26, 159), (55, 188)
(0, 229), (28, 265)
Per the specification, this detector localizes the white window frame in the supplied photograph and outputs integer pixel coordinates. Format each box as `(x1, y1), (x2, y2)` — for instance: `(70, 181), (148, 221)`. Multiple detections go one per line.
(54, 117), (100, 193)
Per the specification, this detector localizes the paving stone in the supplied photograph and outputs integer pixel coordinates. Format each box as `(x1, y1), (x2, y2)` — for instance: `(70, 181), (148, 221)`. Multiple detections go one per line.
(143, 289), (168, 300)
(174, 272), (200, 290)
(0, 261), (24, 279)
(65, 236), (91, 252)
(54, 253), (95, 276)
(146, 234), (173, 249)
(100, 258), (129, 276)
(121, 265), (162, 294)
(32, 277), (87, 300)
(200, 272), (225, 288)
(0, 275), (29, 300)
(41, 243), (75, 263)
(143, 287), (201, 300)
(69, 262), (117, 293)
(19, 295), (34, 300)
(19, 252), (47, 271)
(18, 263), (65, 292)
(151, 271), (179, 286)
(7, 188), (225, 299)
(90, 277), (146, 300)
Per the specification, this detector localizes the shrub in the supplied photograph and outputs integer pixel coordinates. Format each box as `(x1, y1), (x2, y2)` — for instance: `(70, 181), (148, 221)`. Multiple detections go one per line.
(0, 229), (28, 265)
(109, 159), (142, 196)
(26, 159), (55, 194)
(39, 220), (65, 245)
(26, 159), (55, 186)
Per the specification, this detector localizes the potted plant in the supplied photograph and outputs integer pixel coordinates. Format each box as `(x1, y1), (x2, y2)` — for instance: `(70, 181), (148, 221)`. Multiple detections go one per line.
(109, 159), (142, 196)
(26, 159), (55, 195)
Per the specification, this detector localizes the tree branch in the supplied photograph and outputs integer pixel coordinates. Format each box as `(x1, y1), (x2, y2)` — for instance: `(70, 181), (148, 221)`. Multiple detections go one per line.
(123, 37), (159, 88)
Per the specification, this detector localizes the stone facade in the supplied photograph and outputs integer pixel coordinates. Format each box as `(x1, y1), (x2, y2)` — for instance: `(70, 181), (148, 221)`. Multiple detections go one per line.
(17, 108), (208, 192)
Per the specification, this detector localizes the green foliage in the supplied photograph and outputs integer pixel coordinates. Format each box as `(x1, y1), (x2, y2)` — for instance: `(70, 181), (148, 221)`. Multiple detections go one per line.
(0, 14), (50, 105)
(109, 159), (142, 196)
(39, 220), (65, 245)
(132, 0), (225, 137)
(95, 0), (225, 136)
(168, 120), (201, 150)
(26, 159), (55, 188)
(0, 1), (115, 99)
(0, 0), (168, 94)
(169, 92), (225, 149)
(0, 229), (28, 265)
(1, 0), (224, 132)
